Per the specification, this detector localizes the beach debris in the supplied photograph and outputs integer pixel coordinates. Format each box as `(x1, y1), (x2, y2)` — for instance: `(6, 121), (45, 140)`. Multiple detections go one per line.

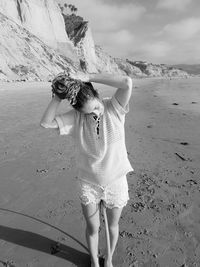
(36, 168), (48, 174)
(0, 260), (16, 267)
(50, 242), (61, 254)
(166, 203), (176, 211)
(191, 101), (197, 104)
(147, 125), (153, 128)
(175, 152), (186, 161)
(172, 102), (179, 105)
(131, 202), (145, 212)
(180, 142), (189, 146)
(186, 179), (197, 185)
(148, 199), (162, 212)
(143, 228), (149, 235)
(119, 230), (135, 239)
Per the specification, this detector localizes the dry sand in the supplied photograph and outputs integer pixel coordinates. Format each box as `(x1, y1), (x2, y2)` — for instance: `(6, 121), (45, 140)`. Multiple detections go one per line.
(0, 78), (200, 267)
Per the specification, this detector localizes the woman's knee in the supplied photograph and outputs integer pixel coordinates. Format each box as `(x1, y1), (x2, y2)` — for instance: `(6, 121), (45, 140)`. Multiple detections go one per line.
(108, 221), (119, 230)
(106, 206), (123, 229)
(86, 221), (100, 235)
(81, 202), (100, 235)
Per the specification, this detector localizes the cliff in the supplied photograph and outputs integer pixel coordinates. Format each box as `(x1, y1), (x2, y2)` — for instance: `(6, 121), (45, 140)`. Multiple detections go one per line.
(59, 6), (189, 78)
(171, 64), (200, 75)
(61, 12), (132, 75)
(0, 0), (190, 81)
(61, 13), (97, 72)
(0, 0), (77, 60)
(0, 12), (77, 81)
(114, 58), (144, 77)
(127, 60), (189, 78)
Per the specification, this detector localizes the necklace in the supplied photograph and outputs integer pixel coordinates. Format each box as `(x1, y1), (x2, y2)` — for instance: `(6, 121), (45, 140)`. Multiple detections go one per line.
(93, 115), (100, 135)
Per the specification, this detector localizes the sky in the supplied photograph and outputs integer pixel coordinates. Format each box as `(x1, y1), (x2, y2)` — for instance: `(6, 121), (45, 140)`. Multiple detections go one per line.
(58, 0), (200, 64)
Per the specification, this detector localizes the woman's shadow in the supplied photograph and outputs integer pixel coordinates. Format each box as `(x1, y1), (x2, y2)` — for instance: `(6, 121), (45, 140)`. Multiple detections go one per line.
(0, 225), (91, 266)
(0, 208), (93, 267)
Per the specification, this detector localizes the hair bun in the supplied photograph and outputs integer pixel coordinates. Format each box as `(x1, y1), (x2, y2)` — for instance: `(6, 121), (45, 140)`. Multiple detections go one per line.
(51, 72), (82, 105)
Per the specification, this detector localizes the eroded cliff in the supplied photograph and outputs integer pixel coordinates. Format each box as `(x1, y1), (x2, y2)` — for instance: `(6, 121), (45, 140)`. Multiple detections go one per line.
(0, 0), (189, 81)
(0, 12), (77, 81)
(0, 0), (77, 60)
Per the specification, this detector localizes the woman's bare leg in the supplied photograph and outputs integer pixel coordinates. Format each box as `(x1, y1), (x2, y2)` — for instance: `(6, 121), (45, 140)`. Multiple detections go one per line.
(105, 206), (123, 267)
(81, 202), (100, 267)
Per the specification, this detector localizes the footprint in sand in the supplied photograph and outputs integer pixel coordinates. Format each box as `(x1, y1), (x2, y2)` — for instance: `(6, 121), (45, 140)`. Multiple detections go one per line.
(0, 260), (16, 267)
(172, 102), (179, 105)
(191, 101), (197, 104)
(36, 168), (48, 174)
(50, 242), (61, 255)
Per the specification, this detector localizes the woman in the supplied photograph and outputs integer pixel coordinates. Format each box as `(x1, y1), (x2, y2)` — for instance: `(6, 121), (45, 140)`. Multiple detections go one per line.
(40, 72), (134, 267)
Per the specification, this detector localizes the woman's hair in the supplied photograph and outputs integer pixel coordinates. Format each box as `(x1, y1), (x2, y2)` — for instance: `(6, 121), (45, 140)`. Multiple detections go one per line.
(51, 73), (99, 111)
(72, 82), (99, 111)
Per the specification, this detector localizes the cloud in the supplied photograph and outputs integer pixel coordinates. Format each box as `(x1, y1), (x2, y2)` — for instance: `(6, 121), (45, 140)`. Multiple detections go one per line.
(156, 0), (192, 11)
(58, 0), (145, 57)
(89, 4), (145, 32)
(142, 41), (172, 58)
(133, 17), (200, 64)
(96, 30), (135, 57)
(131, 41), (172, 62)
(99, 0), (137, 6)
(59, 0), (145, 32)
(162, 17), (200, 40)
(57, 0), (200, 64)
(101, 30), (134, 45)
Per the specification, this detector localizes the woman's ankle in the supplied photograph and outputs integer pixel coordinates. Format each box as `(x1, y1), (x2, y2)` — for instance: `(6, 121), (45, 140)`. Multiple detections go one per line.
(91, 257), (100, 267)
(104, 255), (113, 267)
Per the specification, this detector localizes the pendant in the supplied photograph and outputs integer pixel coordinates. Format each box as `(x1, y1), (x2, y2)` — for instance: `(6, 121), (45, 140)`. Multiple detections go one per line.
(93, 115), (100, 136)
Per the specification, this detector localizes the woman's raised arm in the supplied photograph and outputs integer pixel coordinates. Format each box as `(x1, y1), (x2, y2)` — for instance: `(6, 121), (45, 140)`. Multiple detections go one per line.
(88, 73), (131, 90)
(89, 73), (133, 108)
(40, 95), (61, 129)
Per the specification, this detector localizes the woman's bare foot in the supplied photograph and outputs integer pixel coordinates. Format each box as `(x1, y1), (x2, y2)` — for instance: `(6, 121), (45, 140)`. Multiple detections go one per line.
(104, 257), (113, 267)
(91, 258), (100, 267)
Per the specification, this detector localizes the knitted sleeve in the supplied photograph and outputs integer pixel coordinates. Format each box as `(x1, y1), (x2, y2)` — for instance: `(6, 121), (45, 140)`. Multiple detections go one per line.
(110, 95), (129, 122)
(55, 109), (76, 136)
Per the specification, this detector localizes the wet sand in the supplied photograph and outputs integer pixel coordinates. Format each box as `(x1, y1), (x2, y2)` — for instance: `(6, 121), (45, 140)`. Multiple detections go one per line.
(0, 78), (200, 267)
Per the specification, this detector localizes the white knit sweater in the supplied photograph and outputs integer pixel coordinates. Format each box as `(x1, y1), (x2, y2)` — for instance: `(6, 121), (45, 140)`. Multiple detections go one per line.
(55, 95), (134, 186)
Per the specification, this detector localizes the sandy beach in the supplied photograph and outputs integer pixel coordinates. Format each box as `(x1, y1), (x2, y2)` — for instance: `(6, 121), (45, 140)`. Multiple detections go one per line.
(0, 78), (200, 267)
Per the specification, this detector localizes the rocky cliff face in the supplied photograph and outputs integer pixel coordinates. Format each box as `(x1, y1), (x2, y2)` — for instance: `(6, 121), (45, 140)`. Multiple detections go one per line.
(60, 10), (189, 78)
(128, 61), (189, 78)
(0, 0), (189, 81)
(171, 64), (200, 75)
(114, 58), (144, 77)
(61, 13), (98, 73)
(61, 13), (126, 74)
(0, 12), (77, 81)
(95, 46), (126, 75)
(0, 0), (77, 60)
